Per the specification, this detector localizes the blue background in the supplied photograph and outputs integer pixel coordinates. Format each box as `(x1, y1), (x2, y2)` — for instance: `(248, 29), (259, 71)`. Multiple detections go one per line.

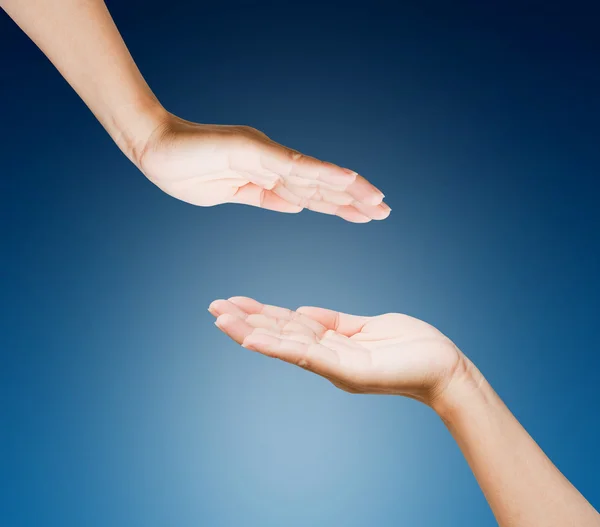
(1, 2), (599, 526)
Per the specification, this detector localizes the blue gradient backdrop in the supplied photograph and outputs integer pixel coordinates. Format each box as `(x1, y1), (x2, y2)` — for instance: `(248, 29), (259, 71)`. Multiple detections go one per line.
(1, 2), (599, 526)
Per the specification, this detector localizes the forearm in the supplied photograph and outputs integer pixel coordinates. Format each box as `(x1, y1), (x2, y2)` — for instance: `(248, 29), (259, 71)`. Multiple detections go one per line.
(1, 0), (167, 164)
(433, 362), (599, 527)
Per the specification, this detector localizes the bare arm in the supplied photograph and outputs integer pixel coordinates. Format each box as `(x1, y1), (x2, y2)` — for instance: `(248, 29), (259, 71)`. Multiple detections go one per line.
(432, 365), (599, 527)
(2, 0), (164, 164)
(209, 296), (600, 526)
(1, 0), (389, 221)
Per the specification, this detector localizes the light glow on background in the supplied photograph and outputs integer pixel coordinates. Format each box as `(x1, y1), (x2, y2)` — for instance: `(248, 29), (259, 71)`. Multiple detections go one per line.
(1, 3), (599, 526)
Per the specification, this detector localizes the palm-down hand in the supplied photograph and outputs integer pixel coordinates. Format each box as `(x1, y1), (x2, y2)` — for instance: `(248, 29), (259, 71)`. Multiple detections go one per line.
(209, 297), (466, 405)
(138, 114), (390, 223)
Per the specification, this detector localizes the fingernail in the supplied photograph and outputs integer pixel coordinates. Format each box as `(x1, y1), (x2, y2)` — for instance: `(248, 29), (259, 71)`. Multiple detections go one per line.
(342, 168), (358, 176)
(367, 192), (385, 205)
(208, 299), (224, 315)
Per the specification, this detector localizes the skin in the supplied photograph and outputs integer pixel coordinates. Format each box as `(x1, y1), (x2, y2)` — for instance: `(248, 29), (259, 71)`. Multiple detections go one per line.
(209, 296), (600, 527)
(1, 0), (390, 222)
(4, 1), (598, 523)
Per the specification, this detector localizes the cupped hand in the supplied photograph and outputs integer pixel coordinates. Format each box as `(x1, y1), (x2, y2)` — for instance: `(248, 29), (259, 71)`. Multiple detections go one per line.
(136, 113), (390, 223)
(208, 297), (468, 406)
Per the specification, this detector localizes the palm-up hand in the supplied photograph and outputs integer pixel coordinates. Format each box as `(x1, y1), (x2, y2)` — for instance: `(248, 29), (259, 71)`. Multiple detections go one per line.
(208, 297), (468, 405)
(137, 114), (390, 223)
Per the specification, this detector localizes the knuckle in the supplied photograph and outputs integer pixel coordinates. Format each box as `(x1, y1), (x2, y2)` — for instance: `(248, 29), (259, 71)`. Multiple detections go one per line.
(297, 357), (310, 369)
(234, 124), (254, 134)
(288, 150), (304, 162)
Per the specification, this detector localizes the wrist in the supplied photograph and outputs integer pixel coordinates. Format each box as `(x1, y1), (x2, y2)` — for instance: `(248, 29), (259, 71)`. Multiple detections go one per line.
(107, 96), (169, 168)
(430, 357), (489, 424)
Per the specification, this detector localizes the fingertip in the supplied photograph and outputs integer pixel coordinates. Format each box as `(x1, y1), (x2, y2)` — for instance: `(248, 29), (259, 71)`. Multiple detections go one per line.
(370, 202), (392, 220)
(208, 299), (226, 316)
(241, 340), (256, 351)
(348, 199), (392, 221)
(215, 312), (239, 328)
(346, 175), (385, 205)
(380, 203), (392, 219)
(241, 335), (263, 354)
(364, 191), (385, 206)
(263, 179), (278, 191)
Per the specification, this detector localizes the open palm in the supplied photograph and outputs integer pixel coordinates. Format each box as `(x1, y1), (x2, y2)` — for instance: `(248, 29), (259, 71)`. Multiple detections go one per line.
(209, 297), (466, 405)
(138, 114), (390, 223)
